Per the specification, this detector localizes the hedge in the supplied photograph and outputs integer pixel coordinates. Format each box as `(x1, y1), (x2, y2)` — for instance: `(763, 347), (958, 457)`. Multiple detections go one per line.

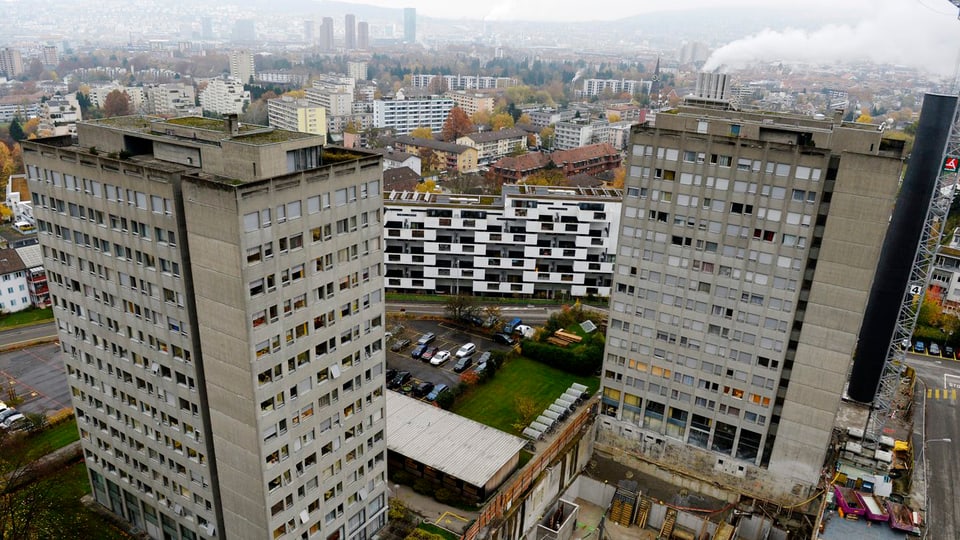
(520, 340), (602, 376)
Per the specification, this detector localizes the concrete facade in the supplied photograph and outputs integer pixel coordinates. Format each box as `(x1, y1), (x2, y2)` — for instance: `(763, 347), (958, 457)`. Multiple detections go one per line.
(598, 106), (903, 504)
(268, 96), (328, 138)
(373, 95), (453, 136)
(229, 50), (255, 84)
(22, 116), (389, 540)
(199, 78), (250, 116)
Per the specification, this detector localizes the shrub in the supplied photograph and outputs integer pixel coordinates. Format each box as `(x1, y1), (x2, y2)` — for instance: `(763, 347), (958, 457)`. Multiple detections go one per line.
(412, 478), (433, 495)
(521, 340), (602, 376)
(434, 488), (458, 505)
(391, 470), (413, 485)
(404, 529), (445, 540)
(436, 391), (455, 410)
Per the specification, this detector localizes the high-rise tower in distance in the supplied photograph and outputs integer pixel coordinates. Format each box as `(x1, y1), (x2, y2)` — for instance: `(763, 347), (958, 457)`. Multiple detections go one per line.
(403, 8), (416, 44)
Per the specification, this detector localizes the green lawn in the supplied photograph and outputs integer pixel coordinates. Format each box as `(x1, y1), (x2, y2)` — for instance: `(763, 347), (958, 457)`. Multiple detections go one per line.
(418, 522), (459, 540)
(23, 418), (80, 461)
(0, 306), (54, 328)
(38, 462), (133, 539)
(451, 356), (599, 435)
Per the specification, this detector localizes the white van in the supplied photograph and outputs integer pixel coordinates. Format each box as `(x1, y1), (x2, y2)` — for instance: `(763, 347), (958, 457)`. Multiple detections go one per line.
(455, 343), (476, 358)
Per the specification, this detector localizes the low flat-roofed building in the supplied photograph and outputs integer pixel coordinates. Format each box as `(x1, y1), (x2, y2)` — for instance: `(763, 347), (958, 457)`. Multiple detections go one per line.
(386, 392), (527, 502)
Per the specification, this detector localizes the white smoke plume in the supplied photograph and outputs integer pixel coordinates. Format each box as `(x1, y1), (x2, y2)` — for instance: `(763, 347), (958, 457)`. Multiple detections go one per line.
(703, 3), (960, 76)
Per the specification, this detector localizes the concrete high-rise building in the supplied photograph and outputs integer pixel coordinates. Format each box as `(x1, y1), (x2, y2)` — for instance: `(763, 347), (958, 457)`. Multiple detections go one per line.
(229, 50), (255, 85)
(303, 20), (315, 44)
(373, 94), (454, 135)
(320, 17), (334, 51)
(0, 47), (24, 78)
(403, 8), (416, 44)
(201, 16), (213, 39)
(596, 105), (906, 504)
(233, 19), (256, 42)
(22, 116), (389, 539)
(357, 22), (369, 50)
(344, 14), (357, 50)
(268, 96), (327, 138)
(347, 61), (367, 82)
(40, 45), (59, 67)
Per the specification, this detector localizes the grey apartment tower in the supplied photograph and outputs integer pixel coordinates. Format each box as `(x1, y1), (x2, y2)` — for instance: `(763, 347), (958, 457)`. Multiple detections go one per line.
(596, 106), (905, 503)
(22, 117), (389, 540)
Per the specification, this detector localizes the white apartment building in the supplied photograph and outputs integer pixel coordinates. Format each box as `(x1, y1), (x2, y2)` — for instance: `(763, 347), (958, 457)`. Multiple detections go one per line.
(456, 128), (527, 164)
(0, 102), (40, 122)
(306, 87), (354, 118)
(553, 122), (593, 150)
(145, 83), (199, 117)
(0, 248), (30, 313)
(347, 62), (367, 82)
(0, 47), (24, 78)
(199, 77), (250, 116)
(446, 91), (495, 117)
(40, 95), (82, 136)
(267, 96), (327, 138)
(579, 78), (651, 97)
(229, 50), (255, 84)
(383, 185), (620, 298)
(373, 93), (453, 136)
(410, 74), (518, 91)
(23, 116), (389, 540)
(89, 84), (146, 112)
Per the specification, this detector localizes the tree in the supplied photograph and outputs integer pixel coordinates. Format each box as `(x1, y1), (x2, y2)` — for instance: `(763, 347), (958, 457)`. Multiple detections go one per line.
(8, 119), (24, 142)
(539, 126), (555, 149)
(855, 112), (873, 124)
(415, 179), (442, 194)
(0, 143), (23, 179)
(511, 396), (539, 432)
(483, 305), (503, 329)
(21, 118), (39, 139)
(409, 126), (433, 139)
(441, 107), (473, 141)
(525, 169), (567, 186)
(508, 142), (527, 157)
(611, 166), (626, 189)
(517, 112), (532, 125)
(0, 431), (61, 539)
(101, 90), (131, 117)
(470, 110), (491, 126)
(607, 113), (621, 123)
(444, 294), (481, 320)
(491, 113), (515, 131)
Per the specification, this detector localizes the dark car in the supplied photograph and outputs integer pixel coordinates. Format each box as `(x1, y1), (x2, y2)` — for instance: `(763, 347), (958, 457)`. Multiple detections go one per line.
(386, 368), (397, 381)
(390, 338), (412, 352)
(426, 383), (449, 402)
(411, 344), (428, 359)
(387, 371), (411, 390)
(453, 356), (473, 373)
(420, 346), (439, 362)
(413, 381), (435, 398)
(946, 345), (955, 359)
(493, 333), (516, 345)
(460, 314), (484, 327)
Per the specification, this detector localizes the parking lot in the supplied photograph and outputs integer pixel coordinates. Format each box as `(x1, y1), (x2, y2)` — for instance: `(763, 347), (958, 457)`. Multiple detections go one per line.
(0, 342), (71, 417)
(385, 318), (516, 397)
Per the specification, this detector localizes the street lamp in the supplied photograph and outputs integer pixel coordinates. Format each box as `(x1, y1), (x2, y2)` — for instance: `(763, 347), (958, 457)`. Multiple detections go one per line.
(454, 259), (460, 297)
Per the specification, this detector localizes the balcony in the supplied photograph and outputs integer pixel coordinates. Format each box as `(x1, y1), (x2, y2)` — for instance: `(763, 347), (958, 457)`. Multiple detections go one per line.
(523, 271), (584, 284)
(385, 253), (435, 266)
(525, 246), (585, 260)
(571, 285), (611, 297)
(384, 277), (436, 290)
(575, 236), (609, 248)
(475, 281), (534, 295)
(385, 228), (435, 241)
(573, 260), (614, 273)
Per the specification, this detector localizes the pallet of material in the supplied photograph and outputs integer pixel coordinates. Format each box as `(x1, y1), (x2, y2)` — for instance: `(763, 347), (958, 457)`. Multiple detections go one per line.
(554, 330), (583, 343)
(546, 336), (570, 347)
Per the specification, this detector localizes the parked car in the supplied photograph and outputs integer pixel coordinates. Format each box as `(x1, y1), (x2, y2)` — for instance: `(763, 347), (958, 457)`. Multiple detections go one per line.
(4, 416), (29, 432)
(900, 338), (912, 350)
(416, 332), (437, 345)
(914, 341), (925, 353)
(411, 344), (428, 359)
(0, 408), (18, 425)
(493, 333), (516, 345)
(0, 413), (24, 430)
(386, 369), (397, 381)
(388, 371), (411, 390)
(421, 347), (439, 362)
(947, 345), (957, 359)
(930, 343), (941, 356)
(503, 317), (523, 334)
(460, 315), (484, 327)
(426, 383), (449, 402)
(390, 338), (412, 352)
(475, 351), (492, 366)
(453, 356), (473, 373)
(514, 324), (535, 339)
(455, 343), (476, 358)
(413, 381), (435, 398)
(430, 350), (451, 366)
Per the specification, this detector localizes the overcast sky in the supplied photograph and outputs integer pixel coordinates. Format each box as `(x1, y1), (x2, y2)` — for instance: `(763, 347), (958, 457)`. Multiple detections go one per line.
(332, 0), (960, 76)
(335, 0), (960, 23)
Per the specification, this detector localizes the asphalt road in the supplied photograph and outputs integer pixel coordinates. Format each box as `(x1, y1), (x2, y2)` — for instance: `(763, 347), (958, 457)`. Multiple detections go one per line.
(906, 353), (960, 539)
(0, 321), (57, 349)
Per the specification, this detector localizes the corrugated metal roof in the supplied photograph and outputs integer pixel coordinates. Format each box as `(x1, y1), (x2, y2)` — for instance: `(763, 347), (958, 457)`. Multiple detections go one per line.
(386, 392), (527, 488)
(14, 244), (42, 269)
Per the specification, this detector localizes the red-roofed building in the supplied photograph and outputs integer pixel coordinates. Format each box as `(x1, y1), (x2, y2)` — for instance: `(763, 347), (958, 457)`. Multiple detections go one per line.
(549, 143), (622, 177)
(488, 152), (551, 183)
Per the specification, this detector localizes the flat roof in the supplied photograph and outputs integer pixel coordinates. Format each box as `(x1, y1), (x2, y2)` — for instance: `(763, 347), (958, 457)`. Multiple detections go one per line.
(14, 244), (42, 268)
(386, 392), (527, 488)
